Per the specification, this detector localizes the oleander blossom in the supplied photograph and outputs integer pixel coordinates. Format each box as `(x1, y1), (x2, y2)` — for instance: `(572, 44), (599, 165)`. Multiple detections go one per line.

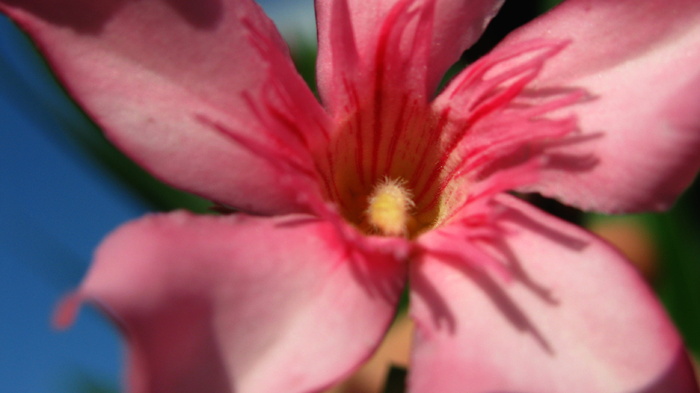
(3, 0), (700, 392)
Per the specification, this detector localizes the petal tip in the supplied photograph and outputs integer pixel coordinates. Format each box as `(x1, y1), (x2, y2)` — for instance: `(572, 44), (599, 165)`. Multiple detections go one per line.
(52, 291), (84, 330)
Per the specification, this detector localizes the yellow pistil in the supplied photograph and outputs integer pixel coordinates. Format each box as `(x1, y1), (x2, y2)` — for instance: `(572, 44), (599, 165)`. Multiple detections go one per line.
(366, 178), (415, 237)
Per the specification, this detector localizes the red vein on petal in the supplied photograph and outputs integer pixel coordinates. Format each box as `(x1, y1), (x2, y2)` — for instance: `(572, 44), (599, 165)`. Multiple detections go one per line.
(409, 108), (450, 203)
(384, 95), (412, 176)
(239, 92), (335, 200)
(413, 69), (539, 205)
(343, 76), (367, 188)
(324, 146), (346, 211)
(441, 158), (542, 224)
(196, 114), (313, 177)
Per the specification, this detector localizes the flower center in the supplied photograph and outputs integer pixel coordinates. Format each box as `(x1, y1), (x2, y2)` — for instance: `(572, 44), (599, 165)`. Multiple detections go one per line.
(365, 178), (416, 236)
(305, 39), (582, 240)
(319, 102), (450, 239)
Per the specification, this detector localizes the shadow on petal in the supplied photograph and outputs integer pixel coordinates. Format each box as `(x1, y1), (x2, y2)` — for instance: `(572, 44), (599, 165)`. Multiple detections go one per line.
(163, 0), (223, 30)
(410, 260), (457, 333)
(4, 0), (224, 34)
(637, 349), (700, 393)
(490, 237), (559, 305)
(442, 256), (554, 355)
(530, 132), (603, 175)
(344, 240), (408, 305)
(499, 200), (589, 251)
(2, 0), (129, 33)
(117, 299), (234, 393)
(57, 294), (235, 393)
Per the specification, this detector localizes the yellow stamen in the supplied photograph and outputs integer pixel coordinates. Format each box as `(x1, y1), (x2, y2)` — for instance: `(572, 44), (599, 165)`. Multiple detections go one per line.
(366, 178), (415, 237)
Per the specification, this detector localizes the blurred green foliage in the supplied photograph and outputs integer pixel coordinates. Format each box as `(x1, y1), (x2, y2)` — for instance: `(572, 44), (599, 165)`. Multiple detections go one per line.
(643, 185), (700, 354)
(64, 372), (118, 393)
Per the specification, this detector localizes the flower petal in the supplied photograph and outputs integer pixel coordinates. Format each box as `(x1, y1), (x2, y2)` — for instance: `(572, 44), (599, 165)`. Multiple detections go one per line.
(55, 212), (405, 393)
(315, 0), (504, 113)
(498, 0), (700, 213)
(410, 195), (698, 392)
(0, 0), (329, 214)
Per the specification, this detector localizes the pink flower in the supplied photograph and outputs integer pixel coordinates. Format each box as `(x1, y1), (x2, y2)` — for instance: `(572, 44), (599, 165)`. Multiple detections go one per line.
(3, 0), (700, 391)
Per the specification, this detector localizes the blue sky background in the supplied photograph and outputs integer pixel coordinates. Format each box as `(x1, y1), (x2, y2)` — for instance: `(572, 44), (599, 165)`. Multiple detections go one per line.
(1, 1), (698, 392)
(1, 16), (144, 393)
